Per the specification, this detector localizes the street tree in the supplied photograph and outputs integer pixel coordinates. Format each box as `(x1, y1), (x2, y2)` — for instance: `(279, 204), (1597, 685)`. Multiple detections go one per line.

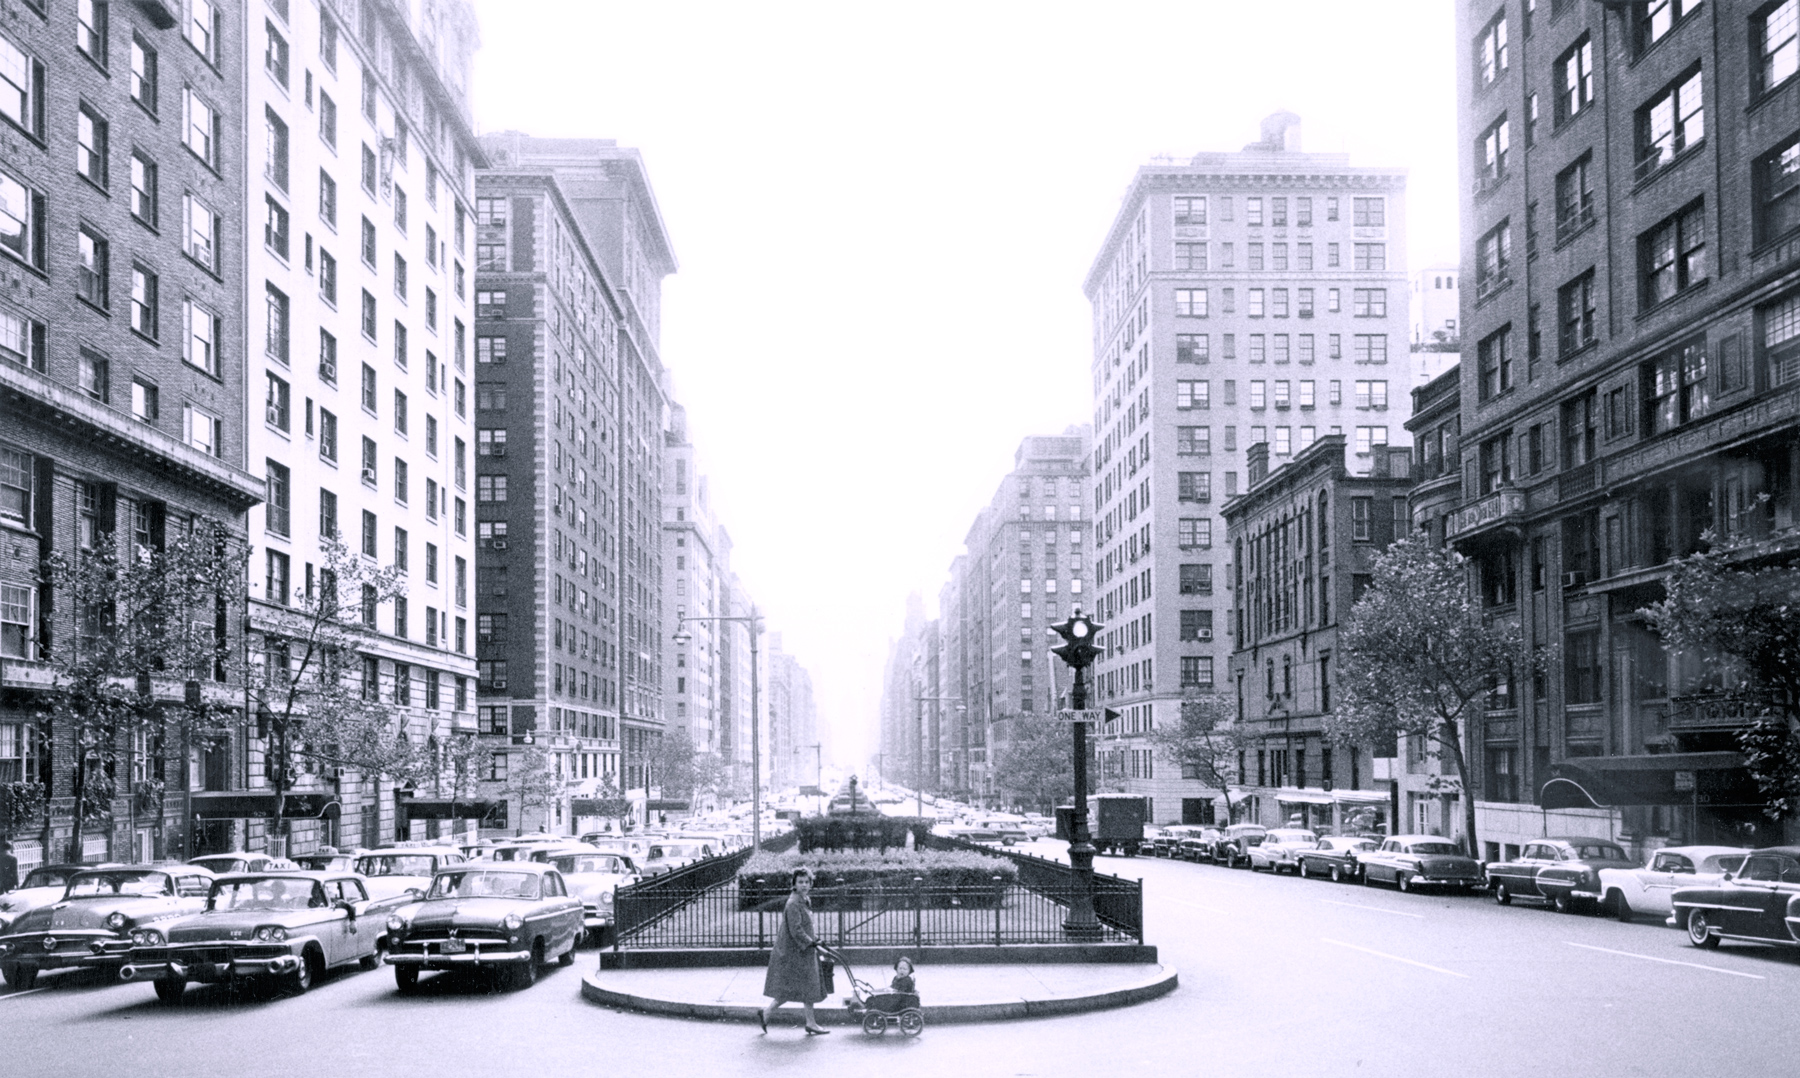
(38, 519), (241, 860)
(1149, 690), (1255, 824)
(992, 712), (1074, 814)
(1328, 534), (1534, 858)
(506, 744), (569, 834)
(1643, 539), (1800, 819)
(242, 538), (422, 852)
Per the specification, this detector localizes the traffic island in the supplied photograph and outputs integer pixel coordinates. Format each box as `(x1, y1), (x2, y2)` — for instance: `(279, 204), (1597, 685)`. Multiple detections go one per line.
(580, 961), (1178, 1024)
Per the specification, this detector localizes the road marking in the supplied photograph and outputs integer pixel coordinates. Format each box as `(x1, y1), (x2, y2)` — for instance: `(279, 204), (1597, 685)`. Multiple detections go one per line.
(1316, 899), (1424, 919)
(0, 988), (49, 1002)
(1162, 898), (1229, 915)
(1320, 937), (1470, 978)
(1564, 942), (1765, 981)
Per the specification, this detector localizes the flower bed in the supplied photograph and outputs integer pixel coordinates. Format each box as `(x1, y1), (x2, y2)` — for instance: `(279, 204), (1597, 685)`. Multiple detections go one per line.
(736, 848), (1015, 911)
(792, 815), (934, 853)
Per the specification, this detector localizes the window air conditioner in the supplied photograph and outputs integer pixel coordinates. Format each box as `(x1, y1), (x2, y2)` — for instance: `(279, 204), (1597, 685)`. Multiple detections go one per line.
(491, 445), (505, 457)
(361, 466), (377, 484)
(1198, 629), (1213, 641)
(491, 539), (508, 550)
(1561, 571), (1588, 589)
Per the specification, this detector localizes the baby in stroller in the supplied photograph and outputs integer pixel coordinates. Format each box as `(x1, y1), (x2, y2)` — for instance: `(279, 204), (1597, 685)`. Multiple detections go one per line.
(846, 956), (924, 1036)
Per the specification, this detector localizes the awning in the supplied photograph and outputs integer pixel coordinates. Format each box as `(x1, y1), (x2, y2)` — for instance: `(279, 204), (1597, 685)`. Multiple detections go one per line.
(191, 792), (340, 820)
(647, 799), (690, 811)
(1273, 788), (1336, 805)
(399, 798), (502, 821)
(1541, 752), (1754, 810)
(1332, 789), (1393, 805)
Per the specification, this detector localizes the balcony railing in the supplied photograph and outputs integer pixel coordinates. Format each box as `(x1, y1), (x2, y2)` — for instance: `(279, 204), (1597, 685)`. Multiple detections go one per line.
(1669, 693), (1761, 733)
(1446, 487), (1526, 540)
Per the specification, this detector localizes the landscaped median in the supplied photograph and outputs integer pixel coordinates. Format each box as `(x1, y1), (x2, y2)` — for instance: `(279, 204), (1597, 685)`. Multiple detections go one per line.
(736, 849), (1016, 911)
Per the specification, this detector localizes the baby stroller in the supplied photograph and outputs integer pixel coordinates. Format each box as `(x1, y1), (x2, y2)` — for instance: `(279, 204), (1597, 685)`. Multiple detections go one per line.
(819, 945), (924, 1036)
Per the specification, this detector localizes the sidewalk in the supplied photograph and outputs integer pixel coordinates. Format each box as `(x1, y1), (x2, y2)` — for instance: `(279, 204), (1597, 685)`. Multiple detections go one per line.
(581, 962), (1177, 1025)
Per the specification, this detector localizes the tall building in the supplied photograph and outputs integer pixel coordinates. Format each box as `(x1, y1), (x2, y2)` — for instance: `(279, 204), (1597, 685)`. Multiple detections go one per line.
(1082, 113), (1408, 822)
(1452, 0), (1800, 855)
(1223, 437), (1412, 832)
(471, 134), (675, 831)
(1411, 265), (1462, 350)
(1, 0), (262, 865)
(766, 634), (818, 790)
(662, 403), (721, 779)
(242, 0), (484, 852)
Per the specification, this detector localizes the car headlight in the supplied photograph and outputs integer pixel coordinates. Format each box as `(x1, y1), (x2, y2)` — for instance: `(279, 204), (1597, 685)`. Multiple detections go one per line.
(106, 912), (129, 932)
(386, 914), (409, 936)
(253, 926), (288, 943)
(502, 912), (523, 930)
(600, 892), (614, 906)
(131, 928), (165, 947)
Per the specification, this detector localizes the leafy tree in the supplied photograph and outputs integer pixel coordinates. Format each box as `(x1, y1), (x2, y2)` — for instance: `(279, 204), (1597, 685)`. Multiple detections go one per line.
(505, 744), (568, 834)
(242, 538), (423, 852)
(1149, 690), (1254, 824)
(645, 731), (697, 805)
(991, 712), (1074, 814)
(39, 520), (241, 860)
(1328, 534), (1535, 858)
(1643, 540), (1800, 819)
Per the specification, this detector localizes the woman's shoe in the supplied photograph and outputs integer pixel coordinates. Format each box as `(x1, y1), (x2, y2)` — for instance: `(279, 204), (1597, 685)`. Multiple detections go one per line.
(757, 1009), (768, 1034)
(804, 1026), (830, 1036)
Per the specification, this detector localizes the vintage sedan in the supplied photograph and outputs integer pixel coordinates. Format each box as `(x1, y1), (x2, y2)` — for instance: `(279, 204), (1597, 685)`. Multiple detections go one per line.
(1361, 835), (1483, 893)
(1598, 845), (1747, 923)
(353, 847), (466, 901)
(0, 866), (214, 989)
(0, 864), (91, 932)
(290, 850), (365, 874)
(122, 871), (411, 1002)
(1486, 838), (1635, 911)
(383, 863), (583, 991)
(1248, 829), (1318, 874)
(639, 840), (715, 876)
(1213, 824), (1268, 868)
(542, 849), (640, 945)
(1672, 846), (1800, 951)
(187, 853), (300, 875)
(1297, 837), (1381, 882)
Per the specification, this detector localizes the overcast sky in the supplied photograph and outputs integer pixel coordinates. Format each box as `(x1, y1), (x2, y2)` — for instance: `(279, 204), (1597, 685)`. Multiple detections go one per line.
(466, 0), (1460, 768)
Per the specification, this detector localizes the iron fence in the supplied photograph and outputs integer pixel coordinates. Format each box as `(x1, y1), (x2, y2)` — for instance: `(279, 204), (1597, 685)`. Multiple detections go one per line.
(612, 830), (798, 941)
(925, 835), (1145, 942)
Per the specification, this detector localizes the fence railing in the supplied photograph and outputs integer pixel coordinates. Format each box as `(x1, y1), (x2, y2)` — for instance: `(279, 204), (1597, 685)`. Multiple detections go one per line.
(618, 874), (1137, 949)
(925, 834), (1144, 942)
(613, 829), (798, 942)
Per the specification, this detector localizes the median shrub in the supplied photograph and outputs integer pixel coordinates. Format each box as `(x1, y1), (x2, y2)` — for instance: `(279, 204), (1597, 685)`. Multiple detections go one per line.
(792, 815), (934, 853)
(736, 848), (1015, 911)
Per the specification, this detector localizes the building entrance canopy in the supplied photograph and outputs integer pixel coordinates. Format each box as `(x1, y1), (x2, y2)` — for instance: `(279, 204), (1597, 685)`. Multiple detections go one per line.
(1541, 752), (1753, 810)
(191, 792), (341, 819)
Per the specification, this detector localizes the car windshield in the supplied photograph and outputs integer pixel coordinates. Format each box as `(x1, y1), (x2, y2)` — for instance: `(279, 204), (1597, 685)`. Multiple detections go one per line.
(428, 871), (540, 900)
(1568, 845), (1626, 861)
(22, 868), (76, 889)
(1409, 842), (1462, 855)
(210, 878), (325, 911)
(552, 855), (625, 875)
(196, 858), (249, 873)
(357, 855), (438, 877)
(1270, 831), (1315, 843)
(66, 871), (170, 898)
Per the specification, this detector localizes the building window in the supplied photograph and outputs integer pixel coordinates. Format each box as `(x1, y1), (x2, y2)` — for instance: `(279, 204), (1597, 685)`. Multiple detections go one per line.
(264, 371), (290, 431)
(131, 378), (158, 421)
(1180, 656), (1214, 689)
(265, 106), (289, 191)
(1174, 195), (1206, 224)
(1, 34), (45, 139)
(1565, 629), (1603, 704)
(1355, 426), (1389, 456)
(477, 475), (508, 503)
(1175, 242), (1207, 271)
(78, 350), (108, 401)
(1555, 35), (1595, 126)
(1636, 67), (1704, 181)
(319, 169), (337, 227)
(1176, 379), (1209, 409)
(1176, 333), (1208, 363)
(1179, 563), (1213, 595)
(185, 404), (220, 456)
(77, 103), (109, 188)
(0, 446), (31, 528)
(318, 90), (336, 148)
(362, 291), (377, 340)
(1178, 518), (1212, 549)
(318, 408), (337, 461)
(265, 549), (290, 607)
(1177, 426), (1210, 455)
(1477, 324), (1513, 401)
(1641, 337), (1710, 434)
(1561, 390), (1597, 469)
(264, 195), (290, 259)
(1175, 288), (1208, 317)
(184, 299), (219, 374)
(1480, 430), (1513, 494)
(1178, 472), (1211, 502)
(1476, 221), (1511, 299)
(1638, 200), (1706, 309)
(76, 226), (109, 309)
(264, 282), (291, 363)
(77, 0), (108, 65)
(183, 194), (218, 271)
(1476, 10), (1508, 86)
(1477, 115), (1509, 191)
(319, 488), (337, 539)
(130, 153), (157, 226)
(130, 265), (158, 339)
(1354, 380), (1388, 409)
(361, 511), (377, 558)
(1353, 335), (1388, 364)
(1760, 1), (1800, 96)
(1557, 270), (1597, 356)
(0, 584), (33, 661)
(265, 460), (290, 537)
(1554, 153), (1595, 243)
(360, 438), (377, 486)
(183, 89), (218, 167)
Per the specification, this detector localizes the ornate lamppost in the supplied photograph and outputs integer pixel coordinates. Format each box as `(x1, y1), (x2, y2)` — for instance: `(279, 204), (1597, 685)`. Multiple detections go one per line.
(672, 606), (763, 848)
(1049, 606), (1104, 939)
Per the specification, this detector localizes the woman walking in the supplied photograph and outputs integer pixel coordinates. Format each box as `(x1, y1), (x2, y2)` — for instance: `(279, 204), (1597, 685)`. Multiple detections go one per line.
(759, 867), (829, 1035)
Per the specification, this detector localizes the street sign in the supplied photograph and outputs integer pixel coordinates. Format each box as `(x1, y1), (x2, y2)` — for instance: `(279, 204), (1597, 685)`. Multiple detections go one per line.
(1059, 709), (1104, 724)
(1673, 770), (1696, 793)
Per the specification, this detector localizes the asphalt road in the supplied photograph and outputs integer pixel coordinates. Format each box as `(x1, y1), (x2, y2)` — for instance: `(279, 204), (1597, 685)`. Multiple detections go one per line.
(5, 843), (1797, 1078)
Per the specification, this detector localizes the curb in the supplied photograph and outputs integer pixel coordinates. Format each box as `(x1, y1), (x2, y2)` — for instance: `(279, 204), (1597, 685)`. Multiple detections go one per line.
(579, 964), (1178, 1025)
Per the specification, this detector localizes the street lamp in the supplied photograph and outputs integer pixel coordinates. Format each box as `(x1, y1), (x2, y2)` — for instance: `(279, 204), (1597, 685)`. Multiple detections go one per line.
(1048, 605), (1104, 940)
(673, 605), (763, 848)
(913, 696), (964, 817)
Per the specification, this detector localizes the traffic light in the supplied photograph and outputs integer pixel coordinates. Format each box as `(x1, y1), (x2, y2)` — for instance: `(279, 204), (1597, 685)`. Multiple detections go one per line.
(1048, 610), (1105, 670)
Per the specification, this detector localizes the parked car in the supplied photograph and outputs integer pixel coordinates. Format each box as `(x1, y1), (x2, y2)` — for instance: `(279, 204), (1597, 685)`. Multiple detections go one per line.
(1361, 835), (1483, 893)
(1297, 837), (1381, 882)
(543, 850), (640, 946)
(1020, 814), (1054, 838)
(974, 821), (1030, 846)
(1214, 824), (1268, 868)
(353, 848), (467, 902)
(1176, 828), (1224, 862)
(583, 835), (652, 861)
(1597, 845), (1748, 923)
(121, 871), (413, 1002)
(1248, 829), (1318, 874)
(0, 865), (214, 989)
(1671, 846), (1800, 951)
(290, 850), (365, 874)
(187, 853), (300, 875)
(1486, 838), (1635, 911)
(640, 840), (715, 876)
(383, 863), (583, 991)
(0, 864), (92, 932)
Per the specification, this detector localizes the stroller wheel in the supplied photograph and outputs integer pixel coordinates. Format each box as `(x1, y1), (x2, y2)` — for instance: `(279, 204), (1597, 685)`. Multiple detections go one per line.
(899, 1008), (925, 1036)
(862, 1011), (887, 1036)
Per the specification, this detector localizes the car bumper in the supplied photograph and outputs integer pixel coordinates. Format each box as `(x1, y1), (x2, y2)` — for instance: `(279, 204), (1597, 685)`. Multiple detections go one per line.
(0, 939), (130, 970)
(582, 914), (614, 930)
(121, 953), (304, 983)
(385, 949), (533, 969)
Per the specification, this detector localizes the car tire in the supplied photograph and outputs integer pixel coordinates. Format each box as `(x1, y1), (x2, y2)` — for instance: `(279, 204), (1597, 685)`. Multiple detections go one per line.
(1330, 865), (1343, 883)
(558, 942), (576, 967)
(0, 963), (33, 990)
(1607, 890), (1634, 923)
(509, 942), (543, 990)
(1552, 891), (1573, 914)
(153, 977), (186, 1004)
(1685, 909), (1721, 949)
(1494, 882), (1512, 905)
(394, 965), (419, 993)
(285, 949), (319, 996)
(360, 940), (384, 971)
(1397, 873), (1412, 893)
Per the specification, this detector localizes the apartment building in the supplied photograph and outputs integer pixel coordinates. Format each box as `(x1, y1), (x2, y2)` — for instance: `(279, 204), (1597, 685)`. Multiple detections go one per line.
(1223, 436), (1410, 832)
(471, 134), (674, 832)
(0, 0), (264, 866)
(1453, 0), (1800, 855)
(1082, 113), (1408, 823)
